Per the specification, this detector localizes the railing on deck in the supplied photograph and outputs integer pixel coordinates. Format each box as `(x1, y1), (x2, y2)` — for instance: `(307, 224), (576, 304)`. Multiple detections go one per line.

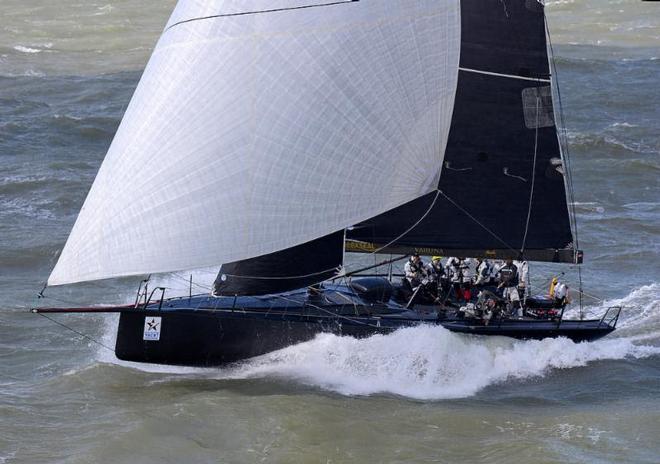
(134, 279), (166, 310)
(599, 306), (622, 328)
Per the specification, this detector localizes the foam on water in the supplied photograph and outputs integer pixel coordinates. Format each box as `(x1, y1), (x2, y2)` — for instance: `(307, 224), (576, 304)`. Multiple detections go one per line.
(98, 283), (660, 400)
(13, 45), (42, 54)
(227, 327), (658, 400)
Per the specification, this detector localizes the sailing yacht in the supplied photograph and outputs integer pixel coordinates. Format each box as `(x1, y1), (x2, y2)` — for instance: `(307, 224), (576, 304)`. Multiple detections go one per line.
(34, 0), (620, 366)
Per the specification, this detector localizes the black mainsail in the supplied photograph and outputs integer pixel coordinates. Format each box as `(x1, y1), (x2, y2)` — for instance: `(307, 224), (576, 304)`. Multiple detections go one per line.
(213, 231), (345, 296)
(348, 0), (579, 264)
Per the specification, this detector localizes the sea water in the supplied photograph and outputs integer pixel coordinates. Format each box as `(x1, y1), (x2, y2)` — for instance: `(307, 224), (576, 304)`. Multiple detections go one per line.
(1, 1), (659, 462)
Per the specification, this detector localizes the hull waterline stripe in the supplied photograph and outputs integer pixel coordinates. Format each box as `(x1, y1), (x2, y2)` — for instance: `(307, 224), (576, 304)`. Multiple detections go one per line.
(459, 67), (551, 83)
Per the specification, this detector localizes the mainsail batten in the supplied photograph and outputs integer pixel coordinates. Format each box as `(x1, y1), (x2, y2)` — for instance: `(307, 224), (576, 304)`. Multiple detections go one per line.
(49, 0), (461, 286)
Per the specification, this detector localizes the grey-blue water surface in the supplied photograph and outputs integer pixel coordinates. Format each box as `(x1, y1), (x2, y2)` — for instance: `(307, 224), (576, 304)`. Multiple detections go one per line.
(1, 4), (659, 464)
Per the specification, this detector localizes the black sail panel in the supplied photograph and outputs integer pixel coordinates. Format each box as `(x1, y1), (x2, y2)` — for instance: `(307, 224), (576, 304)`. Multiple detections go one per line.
(347, 0), (577, 263)
(460, 0), (551, 79)
(213, 231), (344, 296)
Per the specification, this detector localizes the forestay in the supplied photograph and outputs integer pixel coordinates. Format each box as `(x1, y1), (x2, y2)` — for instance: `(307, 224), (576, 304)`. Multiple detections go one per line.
(49, 0), (461, 285)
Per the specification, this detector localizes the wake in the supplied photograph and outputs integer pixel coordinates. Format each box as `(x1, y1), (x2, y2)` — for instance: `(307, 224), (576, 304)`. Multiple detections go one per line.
(98, 283), (660, 399)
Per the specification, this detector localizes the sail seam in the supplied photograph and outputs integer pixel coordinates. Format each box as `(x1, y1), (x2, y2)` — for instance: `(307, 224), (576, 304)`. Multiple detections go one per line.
(458, 67), (551, 83)
(165, 1), (360, 32)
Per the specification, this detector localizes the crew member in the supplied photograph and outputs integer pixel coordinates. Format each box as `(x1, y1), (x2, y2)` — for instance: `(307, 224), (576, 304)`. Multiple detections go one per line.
(490, 259), (504, 284)
(553, 279), (570, 308)
(404, 254), (427, 290)
(447, 257), (472, 302)
(474, 258), (492, 286)
(549, 276), (559, 298)
(476, 290), (501, 325)
(498, 259), (521, 317)
(458, 257), (474, 301)
(514, 260), (529, 300)
(425, 256), (444, 282)
(425, 256), (445, 301)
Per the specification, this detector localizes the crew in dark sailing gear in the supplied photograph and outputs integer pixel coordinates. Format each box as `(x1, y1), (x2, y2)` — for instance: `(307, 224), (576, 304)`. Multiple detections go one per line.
(490, 259), (504, 283)
(497, 259), (521, 317)
(404, 254), (427, 290)
(425, 256), (446, 301)
(476, 290), (502, 325)
(445, 257), (458, 280)
(474, 258), (493, 286)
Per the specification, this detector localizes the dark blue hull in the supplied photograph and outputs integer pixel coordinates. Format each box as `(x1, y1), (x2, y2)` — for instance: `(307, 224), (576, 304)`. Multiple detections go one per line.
(114, 286), (617, 367)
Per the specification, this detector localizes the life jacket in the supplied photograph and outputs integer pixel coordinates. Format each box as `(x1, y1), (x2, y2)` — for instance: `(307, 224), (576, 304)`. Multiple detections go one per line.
(549, 277), (558, 298)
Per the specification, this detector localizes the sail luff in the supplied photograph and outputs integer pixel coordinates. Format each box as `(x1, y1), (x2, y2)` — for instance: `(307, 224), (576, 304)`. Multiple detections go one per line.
(545, 14), (581, 256)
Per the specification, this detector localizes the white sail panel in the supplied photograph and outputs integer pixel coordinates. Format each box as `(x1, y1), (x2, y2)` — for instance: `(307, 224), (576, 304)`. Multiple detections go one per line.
(49, 0), (461, 285)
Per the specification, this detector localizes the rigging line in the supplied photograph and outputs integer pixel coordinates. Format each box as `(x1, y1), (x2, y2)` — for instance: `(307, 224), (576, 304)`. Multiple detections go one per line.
(342, 275), (367, 314)
(545, 12), (583, 313)
(36, 312), (115, 353)
(520, 96), (541, 254)
(578, 265), (584, 317)
(545, 12), (580, 250)
(368, 190), (441, 255)
(573, 285), (604, 303)
(165, 0), (360, 32)
(37, 283), (47, 298)
(169, 272), (212, 291)
(437, 190), (518, 253)
(34, 294), (95, 308)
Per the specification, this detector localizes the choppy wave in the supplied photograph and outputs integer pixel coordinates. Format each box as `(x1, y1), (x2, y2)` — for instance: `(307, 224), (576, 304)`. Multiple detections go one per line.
(568, 131), (660, 158)
(13, 45), (43, 54)
(601, 283), (660, 337)
(225, 327), (658, 400)
(99, 283), (660, 400)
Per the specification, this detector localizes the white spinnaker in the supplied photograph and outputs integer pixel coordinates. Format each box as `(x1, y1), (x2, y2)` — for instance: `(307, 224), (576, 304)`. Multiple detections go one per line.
(49, 0), (461, 286)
